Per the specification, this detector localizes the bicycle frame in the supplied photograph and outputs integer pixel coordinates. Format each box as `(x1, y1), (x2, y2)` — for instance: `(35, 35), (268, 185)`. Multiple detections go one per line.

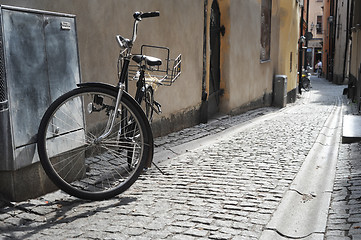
(95, 11), (159, 141)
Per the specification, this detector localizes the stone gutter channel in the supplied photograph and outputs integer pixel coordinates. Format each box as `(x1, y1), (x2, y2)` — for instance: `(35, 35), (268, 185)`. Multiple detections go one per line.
(260, 97), (343, 240)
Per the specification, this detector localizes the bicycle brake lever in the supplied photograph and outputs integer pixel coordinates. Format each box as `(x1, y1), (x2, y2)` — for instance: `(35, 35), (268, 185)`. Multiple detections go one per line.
(133, 12), (142, 21)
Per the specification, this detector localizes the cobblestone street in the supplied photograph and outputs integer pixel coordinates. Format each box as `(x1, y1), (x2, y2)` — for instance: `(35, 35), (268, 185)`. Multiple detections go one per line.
(326, 136), (361, 239)
(1, 77), (360, 239)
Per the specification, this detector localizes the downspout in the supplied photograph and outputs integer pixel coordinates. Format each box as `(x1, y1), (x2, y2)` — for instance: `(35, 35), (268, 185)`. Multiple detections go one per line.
(347, 0), (354, 99)
(305, 0), (310, 67)
(343, 0), (350, 83)
(348, 0), (354, 81)
(200, 0), (208, 123)
(329, 0), (336, 82)
(298, 5), (304, 94)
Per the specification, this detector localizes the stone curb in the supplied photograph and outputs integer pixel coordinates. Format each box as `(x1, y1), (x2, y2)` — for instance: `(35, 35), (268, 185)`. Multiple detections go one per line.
(260, 97), (343, 239)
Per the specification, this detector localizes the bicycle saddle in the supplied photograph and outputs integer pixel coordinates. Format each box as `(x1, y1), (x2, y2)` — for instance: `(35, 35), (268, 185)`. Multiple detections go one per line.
(132, 55), (162, 66)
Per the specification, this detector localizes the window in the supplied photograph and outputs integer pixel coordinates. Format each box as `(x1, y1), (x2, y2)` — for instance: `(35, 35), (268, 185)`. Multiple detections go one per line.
(316, 15), (322, 34)
(260, 0), (272, 61)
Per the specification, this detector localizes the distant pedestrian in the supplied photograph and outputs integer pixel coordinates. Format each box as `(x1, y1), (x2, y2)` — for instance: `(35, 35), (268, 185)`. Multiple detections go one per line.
(315, 60), (322, 77)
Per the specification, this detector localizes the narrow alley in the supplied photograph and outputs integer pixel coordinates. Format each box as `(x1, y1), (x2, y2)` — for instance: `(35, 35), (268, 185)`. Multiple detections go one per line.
(1, 77), (360, 239)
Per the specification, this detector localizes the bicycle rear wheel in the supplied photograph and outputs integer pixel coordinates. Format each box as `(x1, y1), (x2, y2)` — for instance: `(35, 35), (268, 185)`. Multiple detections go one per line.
(302, 77), (310, 91)
(37, 86), (152, 200)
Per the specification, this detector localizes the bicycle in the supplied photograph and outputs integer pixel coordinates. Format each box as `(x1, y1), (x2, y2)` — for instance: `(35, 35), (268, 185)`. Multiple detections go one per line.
(37, 11), (180, 200)
(301, 71), (311, 91)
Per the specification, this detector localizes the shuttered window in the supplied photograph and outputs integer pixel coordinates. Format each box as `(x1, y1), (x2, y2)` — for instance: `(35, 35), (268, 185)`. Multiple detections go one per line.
(260, 0), (272, 61)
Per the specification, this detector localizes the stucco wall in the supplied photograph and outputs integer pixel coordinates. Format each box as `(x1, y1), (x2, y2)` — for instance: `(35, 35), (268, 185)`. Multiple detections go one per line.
(0, 0), (301, 131)
(0, 0), (205, 200)
(347, 1), (361, 105)
(349, 31), (360, 83)
(350, 1), (361, 81)
(322, 0), (331, 78)
(201, 0), (300, 115)
(308, 0), (324, 40)
(213, 0), (278, 114)
(333, 0), (349, 84)
(277, 0), (300, 96)
(0, 0), (204, 120)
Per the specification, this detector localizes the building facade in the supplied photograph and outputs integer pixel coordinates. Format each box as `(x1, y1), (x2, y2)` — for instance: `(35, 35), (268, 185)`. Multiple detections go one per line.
(322, 0), (335, 80)
(307, 0), (324, 70)
(321, 0), (361, 113)
(332, 0), (352, 85)
(348, 0), (361, 107)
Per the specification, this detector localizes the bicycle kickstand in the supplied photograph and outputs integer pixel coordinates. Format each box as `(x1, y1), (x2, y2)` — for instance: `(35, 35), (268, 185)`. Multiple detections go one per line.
(152, 161), (167, 175)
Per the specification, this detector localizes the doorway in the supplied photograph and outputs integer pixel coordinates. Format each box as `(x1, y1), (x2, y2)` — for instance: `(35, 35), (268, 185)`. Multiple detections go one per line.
(208, 0), (221, 118)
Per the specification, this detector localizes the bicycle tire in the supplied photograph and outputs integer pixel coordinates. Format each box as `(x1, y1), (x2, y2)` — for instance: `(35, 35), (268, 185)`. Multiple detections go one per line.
(37, 86), (152, 200)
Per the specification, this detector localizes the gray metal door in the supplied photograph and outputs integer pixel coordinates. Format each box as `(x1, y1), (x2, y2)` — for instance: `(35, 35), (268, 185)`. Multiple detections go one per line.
(44, 15), (81, 100)
(3, 9), (51, 148)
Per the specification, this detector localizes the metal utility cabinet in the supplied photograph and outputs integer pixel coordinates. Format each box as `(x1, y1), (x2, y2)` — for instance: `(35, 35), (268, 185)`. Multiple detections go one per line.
(0, 5), (81, 201)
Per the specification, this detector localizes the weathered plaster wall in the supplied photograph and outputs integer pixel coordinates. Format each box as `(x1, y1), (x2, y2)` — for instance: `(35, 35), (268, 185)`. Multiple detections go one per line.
(278, 0), (300, 98)
(0, 0), (204, 119)
(208, 0), (279, 115)
(333, 0), (350, 84)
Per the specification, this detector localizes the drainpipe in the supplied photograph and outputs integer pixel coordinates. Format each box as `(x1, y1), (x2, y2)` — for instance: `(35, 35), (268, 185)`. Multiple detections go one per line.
(298, 5), (304, 95)
(304, 0), (310, 68)
(329, 0), (336, 82)
(343, 0), (350, 83)
(200, 0), (208, 123)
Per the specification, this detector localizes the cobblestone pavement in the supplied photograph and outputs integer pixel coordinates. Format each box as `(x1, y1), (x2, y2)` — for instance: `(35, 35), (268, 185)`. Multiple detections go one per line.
(325, 97), (361, 240)
(0, 77), (358, 239)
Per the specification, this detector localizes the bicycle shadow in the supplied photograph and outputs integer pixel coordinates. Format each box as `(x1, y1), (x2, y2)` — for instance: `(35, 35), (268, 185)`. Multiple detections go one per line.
(0, 195), (137, 239)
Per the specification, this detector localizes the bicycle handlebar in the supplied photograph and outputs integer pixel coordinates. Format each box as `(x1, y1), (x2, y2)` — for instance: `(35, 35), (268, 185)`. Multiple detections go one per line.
(133, 11), (160, 21)
(131, 11), (160, 44)
(141, 11), (160, 18)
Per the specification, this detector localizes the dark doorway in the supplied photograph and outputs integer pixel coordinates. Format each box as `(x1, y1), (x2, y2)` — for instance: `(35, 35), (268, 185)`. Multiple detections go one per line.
(208, 0), (221, 117)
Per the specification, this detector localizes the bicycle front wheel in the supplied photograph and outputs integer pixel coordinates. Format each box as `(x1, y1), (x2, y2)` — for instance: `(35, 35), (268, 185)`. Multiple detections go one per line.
(37, 86), (152, 200)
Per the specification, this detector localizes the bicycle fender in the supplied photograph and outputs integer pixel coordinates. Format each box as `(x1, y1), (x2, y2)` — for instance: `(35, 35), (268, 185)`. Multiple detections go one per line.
(77, 82), (135, 103)
(77, 82), (118, 92)
(77, 82), (154, 168)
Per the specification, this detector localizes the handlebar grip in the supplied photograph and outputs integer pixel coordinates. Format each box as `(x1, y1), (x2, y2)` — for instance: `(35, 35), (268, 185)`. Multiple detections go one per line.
(140, 11), (160, 18)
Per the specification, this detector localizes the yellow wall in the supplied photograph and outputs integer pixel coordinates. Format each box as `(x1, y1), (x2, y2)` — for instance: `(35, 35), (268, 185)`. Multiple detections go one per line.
(204, 0), (281, 114)
(204, 0), (300, 114)
(277, 0), (300, 95)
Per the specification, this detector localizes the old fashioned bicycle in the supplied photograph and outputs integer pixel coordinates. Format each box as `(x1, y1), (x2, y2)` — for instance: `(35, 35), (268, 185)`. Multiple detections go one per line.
(37, 11), (181, 200)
